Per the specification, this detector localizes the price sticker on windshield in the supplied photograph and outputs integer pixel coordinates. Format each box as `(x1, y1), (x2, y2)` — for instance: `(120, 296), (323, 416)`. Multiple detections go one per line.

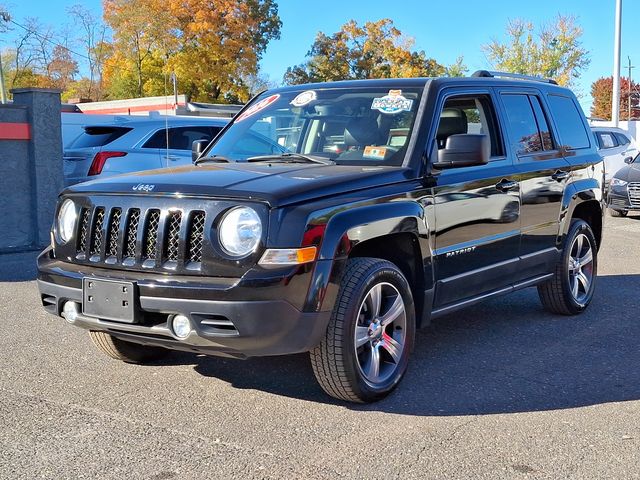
(371, 90), (413, 114)
(235, 94), (280, 123)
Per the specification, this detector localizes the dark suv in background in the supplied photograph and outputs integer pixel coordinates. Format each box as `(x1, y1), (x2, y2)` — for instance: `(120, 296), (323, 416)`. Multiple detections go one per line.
(38, 71), (604, 403)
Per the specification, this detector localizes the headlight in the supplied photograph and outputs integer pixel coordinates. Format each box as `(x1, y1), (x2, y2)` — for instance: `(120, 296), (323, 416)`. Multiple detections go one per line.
(56, 199), (77, 244)
(218, 206), (262, 257)
(611, 178), (628, 187)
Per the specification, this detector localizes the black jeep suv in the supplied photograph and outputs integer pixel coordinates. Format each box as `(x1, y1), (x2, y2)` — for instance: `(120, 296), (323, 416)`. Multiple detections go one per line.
(38, 71), (604, 403)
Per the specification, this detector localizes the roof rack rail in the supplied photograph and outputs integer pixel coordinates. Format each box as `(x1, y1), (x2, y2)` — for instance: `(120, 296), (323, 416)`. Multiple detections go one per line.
(471, 70), (558, 85)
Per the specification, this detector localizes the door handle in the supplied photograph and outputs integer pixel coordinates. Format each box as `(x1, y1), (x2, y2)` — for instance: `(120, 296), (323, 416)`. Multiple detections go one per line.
(495, 179), (518, 192)
(551, 170), (570, 181)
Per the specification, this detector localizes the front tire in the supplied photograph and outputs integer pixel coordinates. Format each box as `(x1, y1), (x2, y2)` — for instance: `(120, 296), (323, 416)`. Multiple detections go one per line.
(537, 219), (597, 315)
(310, 258), (415, 403)
(89, 331), (169, 364)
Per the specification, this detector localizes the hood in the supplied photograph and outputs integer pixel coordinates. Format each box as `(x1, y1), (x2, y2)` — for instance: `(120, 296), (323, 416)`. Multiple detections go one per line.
(613, 162), (640, 182)
(65, 163), (414, 207)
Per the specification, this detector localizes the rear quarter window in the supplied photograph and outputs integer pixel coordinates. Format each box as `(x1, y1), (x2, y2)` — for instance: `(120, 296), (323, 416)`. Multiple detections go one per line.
(614, 132), (631, 146)
(547, 95), (590, 149)
(69, 126), (132, 148)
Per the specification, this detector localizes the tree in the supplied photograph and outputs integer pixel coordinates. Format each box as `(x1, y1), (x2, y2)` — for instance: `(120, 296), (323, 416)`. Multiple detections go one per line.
(482, 15), (590, 87)
(283, 19), (461, 85)
(591, 76), (640, 120)
(67, 4), (108, 100)
(103, 0), (281, 102)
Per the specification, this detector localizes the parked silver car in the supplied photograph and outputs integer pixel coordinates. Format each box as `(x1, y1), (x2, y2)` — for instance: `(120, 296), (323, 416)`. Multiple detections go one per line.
(591, 126), (638, 185)
(63, 115), (228, 185)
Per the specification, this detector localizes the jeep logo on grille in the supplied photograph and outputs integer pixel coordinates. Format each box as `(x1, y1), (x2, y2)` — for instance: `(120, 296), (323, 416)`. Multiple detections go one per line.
(132, 184), (155, 192)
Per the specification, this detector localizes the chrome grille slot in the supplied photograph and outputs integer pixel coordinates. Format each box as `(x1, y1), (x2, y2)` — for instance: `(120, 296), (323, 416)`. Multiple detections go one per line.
(77, 208), (90, 254)
(143, 209), (160, 261)
(124, 209), (140, 258)
(628, 182), (640, 206)
(164, 211), (182, 261)
(90, 207), (105, 257)
(187, 211), (205, 264)
(106, 208), (122, 257)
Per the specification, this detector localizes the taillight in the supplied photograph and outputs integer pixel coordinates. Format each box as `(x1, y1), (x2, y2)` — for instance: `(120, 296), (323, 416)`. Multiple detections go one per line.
(88, 151), (127, 176)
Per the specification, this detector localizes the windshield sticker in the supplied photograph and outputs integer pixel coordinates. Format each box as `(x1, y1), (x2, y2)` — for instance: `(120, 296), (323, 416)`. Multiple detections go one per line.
(363, 146), (387, 160)
(235, 94), (280, 122)
(371, 90), (413, 114)
(290, 90), (317, 107)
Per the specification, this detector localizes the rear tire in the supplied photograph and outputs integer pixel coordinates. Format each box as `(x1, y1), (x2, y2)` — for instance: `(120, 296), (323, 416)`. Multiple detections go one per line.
(310, 257), (415, 403)
(89, 331), (169, 364)
(609, 208), (628, 217)
(537, 219), (597, 315)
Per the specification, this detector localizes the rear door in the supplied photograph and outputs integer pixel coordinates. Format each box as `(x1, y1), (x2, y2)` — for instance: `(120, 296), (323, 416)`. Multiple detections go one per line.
(595, 130), (624, 183)
(498, 90), (570, 281)
(432, 90), (521, 308)
(149, 126), (223, 167)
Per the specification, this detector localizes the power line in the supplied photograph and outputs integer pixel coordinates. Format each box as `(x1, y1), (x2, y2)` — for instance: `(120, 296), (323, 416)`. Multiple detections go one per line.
(9, 18), (92, 63)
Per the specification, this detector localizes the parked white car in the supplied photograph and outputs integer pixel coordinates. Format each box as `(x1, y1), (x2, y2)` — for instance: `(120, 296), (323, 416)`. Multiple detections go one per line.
(591, 126), (638, 184)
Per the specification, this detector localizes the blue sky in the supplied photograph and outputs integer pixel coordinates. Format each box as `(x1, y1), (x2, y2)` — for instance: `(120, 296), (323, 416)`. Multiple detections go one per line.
(3, 0), (638, 112)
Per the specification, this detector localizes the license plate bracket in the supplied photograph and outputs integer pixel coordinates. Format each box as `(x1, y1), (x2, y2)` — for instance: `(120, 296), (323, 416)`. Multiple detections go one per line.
(83, 278), (137, 323)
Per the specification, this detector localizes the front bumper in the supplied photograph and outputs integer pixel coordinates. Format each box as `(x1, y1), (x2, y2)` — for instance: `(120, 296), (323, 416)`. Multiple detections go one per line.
(607, 190), (640, 211)
(37, 249), (331, 358)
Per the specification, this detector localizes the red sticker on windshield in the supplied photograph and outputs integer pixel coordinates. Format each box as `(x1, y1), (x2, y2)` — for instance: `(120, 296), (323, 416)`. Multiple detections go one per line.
(235, 94), (280, 123)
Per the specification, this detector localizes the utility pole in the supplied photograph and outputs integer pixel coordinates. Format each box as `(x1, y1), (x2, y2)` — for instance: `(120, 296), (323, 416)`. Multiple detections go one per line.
(0, 9), (10, 104)
(612, 0), (623, 126)
(628, 56), (635, 121)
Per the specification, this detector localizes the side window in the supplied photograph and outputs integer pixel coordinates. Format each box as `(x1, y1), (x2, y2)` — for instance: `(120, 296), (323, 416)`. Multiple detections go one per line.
(614, 132), (631, 146)
(143, 126), (221, 150)
(529, 96), (554, 150)
(501, 94), (545, 154)
(435, 94), (503, 158)
(547, 94), (590, 149)
(598, 132), (617, 149)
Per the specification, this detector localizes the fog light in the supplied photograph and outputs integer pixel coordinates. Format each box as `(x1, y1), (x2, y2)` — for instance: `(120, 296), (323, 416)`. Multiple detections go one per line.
(62, 301), (79, 323)
(171, 315), (192, 339)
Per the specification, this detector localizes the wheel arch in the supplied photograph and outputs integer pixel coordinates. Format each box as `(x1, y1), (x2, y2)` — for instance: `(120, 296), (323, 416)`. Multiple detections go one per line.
(560, 180), (604, 250)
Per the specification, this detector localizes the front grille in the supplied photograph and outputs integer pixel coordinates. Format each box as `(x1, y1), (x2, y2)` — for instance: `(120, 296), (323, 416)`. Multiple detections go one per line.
(628, 182), (640, 206)
(75, 206), (206, 271)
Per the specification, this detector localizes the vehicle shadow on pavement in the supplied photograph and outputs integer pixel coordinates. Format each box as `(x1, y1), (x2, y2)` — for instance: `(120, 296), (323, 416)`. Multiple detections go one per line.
(190, 274), (640, 416)
(0, 251), (39, 282)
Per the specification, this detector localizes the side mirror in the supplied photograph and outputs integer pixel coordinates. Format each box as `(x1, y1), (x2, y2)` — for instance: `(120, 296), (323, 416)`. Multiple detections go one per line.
(192, 139), (209, 163)
(432, 134), (490, 169)
(624, 156), (634, 164)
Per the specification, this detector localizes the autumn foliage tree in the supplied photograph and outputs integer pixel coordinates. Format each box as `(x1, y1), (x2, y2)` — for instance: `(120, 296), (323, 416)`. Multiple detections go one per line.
(483, 15), (589, 87)
(103, 0), (281, 102)
(591, 76), (640, 120)
(284, 19), (466, 85)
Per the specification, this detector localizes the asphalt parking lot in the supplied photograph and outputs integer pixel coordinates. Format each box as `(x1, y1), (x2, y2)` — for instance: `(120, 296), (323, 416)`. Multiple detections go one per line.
(1, 216), (639, 479)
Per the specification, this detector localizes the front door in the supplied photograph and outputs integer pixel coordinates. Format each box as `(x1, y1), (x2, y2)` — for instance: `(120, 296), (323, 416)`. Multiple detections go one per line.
(431, 92), (521, 308)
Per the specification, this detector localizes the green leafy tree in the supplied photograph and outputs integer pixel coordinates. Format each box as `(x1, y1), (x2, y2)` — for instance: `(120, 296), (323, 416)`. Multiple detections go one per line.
(284, 19), (462, 85)
(482, 14), (589, 87)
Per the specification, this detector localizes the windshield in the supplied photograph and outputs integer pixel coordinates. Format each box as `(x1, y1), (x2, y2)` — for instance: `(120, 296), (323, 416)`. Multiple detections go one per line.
(208, 86), (423, 166)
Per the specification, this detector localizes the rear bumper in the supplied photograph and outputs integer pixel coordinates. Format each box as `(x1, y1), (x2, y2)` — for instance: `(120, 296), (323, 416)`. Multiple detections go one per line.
(37, 250), (331, 358)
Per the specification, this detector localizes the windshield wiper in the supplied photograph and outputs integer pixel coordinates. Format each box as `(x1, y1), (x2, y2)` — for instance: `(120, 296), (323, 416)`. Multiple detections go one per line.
(247, 153), (335, 165)
(194, 155), (234, 165)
